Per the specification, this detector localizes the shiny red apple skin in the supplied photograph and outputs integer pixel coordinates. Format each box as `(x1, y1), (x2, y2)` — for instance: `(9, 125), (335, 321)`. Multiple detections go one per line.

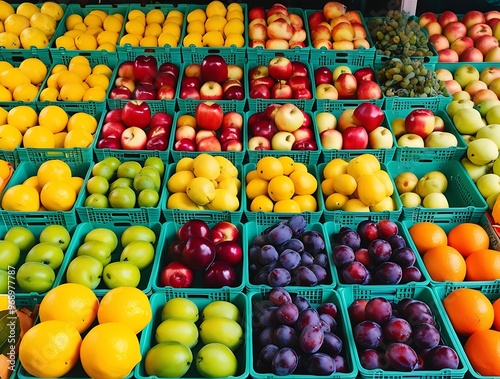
(201, 55), (229, 83)
(195, 102), (224, 131)
(203, 260), (238, 288)
(121, 100), (152, 129)
(177, 219), (211, 241)
(160, 261), (194, 288)
(182, 236), (216, 271)
(352, 103), (385, 133)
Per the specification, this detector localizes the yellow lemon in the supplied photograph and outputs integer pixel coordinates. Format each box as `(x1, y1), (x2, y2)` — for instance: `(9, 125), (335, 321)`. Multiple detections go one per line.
(182, 32), (203, 47)
(85, 73), (110, 89)
(226, 9), (244, 21)
(84, 13), (103, 28)
(146, 9), (165, 24)
(19, 26), (49, 48)
(0, 83), (11, 100)
(39, 87), (59, 101)
(126, 18), (145, 36)
(96, 29), (119, 46)
(205, 15), (227, 33)
(68, 62), (92, 80)
(187, 19), (205, 35)
(323, 158), (348, 179)
(54, 132), (67, 148)
(65, 14), (83, 30)
(250, 195), (274, 212)
(144, 22), (162, 37)
(140, 35), (158, 46)
(274, 199), (301, 213)
(0, 31), (20, 48)
(0, 68), (30, 92)
(325, 192), (349, 210)
(158, 32), (178, 47)
(289, 170), (318, 195)
(1, 184), (39, 211)
(227, 3), (243, 12)
(40, 181), (77, 211)
(83, 86), (106, 101)
(162, 21), (181, 40)
(40, 1), (64, 21)
(4, 14), (30, 36)
(187, 8), (207, 23)
(30, 12), (56, 37)
(206, 1), (227, 18)
(246, 177), (269, 199)
(0, 124), (22, 150)
(67, 112), (97, 133)
(175, 157), (194, 172)
(293, 194), (318, 212)
(268, 175), (295, 201)
(51, 63), (68, 74)
(18, 57), (48, 85)
(71, 22), (87, 32)
(88, 9), (108, 23)
(333, 173), (357, 196)
(75, 32), (97, 50)
(225, 33), (244, 47)
(0, 107), (7, 124)
(38, 105), (68, 133)
(166, 10), (184, 20)
(8, 106), (38, 133)
(23, 126), (55, 148)
(97, 41), (116, 51)
(256, 156), (283, 180)
(12, 83), (38, 102)
(0, 1), (14, 22)
(86, 25), (103, 38)
(224, 18), (244, 35)
(119, 33), (140, 46)
(92, 64), (113, 79)
(103, 15), (122, 33)
(357, 174), (387, 206)
(64, 128), (94, 148)
(128, 9), (146, 23)
(16, 2), (40, 20)
(59, 82), (86, 101)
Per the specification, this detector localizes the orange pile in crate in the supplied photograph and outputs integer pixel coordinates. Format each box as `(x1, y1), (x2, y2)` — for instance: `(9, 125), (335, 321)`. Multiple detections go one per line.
(0, 58), (47, 102)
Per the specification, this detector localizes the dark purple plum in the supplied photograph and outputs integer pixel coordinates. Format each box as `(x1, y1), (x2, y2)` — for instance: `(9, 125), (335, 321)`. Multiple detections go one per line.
(306, 353), (336, 375)
(367, 239), (393, 264)
(404, 300), (432, 317)
(320, 331), (343, 356)
(272, 347), (299, 375)
(299, 230), (325, 255)
(299, 324), (324, 353)
(308, 264), (327, 283)
(415, 355), (425, 370)
(425, 345), (459, 370)
(337, 228), (361, 250)
(268, 268), (291, 287)
(412, 323), (440, 350)
(293, 295), (310, 312)
(348, 299), (368, 325)
(294, 266), (318, 286)
(278, 238), (304, 253)
(258, 326), (276, 346)
(249, 245), (261, 262)
(253, 271), (270, 284)
(357, 219), (380, 242)
(274, 325), (299, 348)
(363, 271), (374, 285)
(313, 253), (328, 267)
(254, 359), (269, 373)
(276, 302), (299, 325)
(407, 311), (436, 327)
(296, 308), (321, 330)
(391, 247), (416, 268)
(374, 262), (403, 285)
(365, 297), (393, 325)
(333, 355), (347, 372)
(279, 249), (301, 271)
(259, 245), (279, 265)
(342, 261), (369, 284)
(384, 233), (406, 250)
(354, 320), (383, 349)
(300, 251), (314, 267)
(319, 313), (336, 332)
(286, 215), (307, 236)
(259, 343), (279, 364)
(268, 224), (293, 246)
(359, 349), (383, 369)
(257, 307), (279, 327)
(269, 287), (292, 306)
(354, 248), (372, 268)
(252, 234), (269, 247)
(383, 317), (412, 343)
(377, 219), (399, 238)
(396, 298), (416, 316)
(253, 299), (274, 313)
(318, 302), (338, 319)
(332, 244), (355, 267)
(385, 343), (418, 371)
(401, 266), (423, 283)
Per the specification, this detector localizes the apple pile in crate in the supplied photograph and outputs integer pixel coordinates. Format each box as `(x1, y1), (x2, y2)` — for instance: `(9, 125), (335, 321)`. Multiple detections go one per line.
(0, 57), (47, 102)
(248, 103), (316, 151)
(249, 57), (312, 100)
(180, 55), (244, 100)
(248, 3), (306, 49)
(308, 1), (371, 50)
(420, 9), (500, 63)
(321, 154), (396, 212)
(167, 154), (240, 212)
(110, 56), (179, 101)
(183, 1), (245, 48)
(439, 63), (500, 100)
(394, 170), (451, 208)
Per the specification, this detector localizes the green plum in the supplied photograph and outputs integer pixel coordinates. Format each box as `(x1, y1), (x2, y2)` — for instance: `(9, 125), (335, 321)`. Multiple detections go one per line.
(137, 189), (159, 208)
(92, 161), (115, 181)
(84, 193), (109, 208)
(144, 157), (165, 177)
(86, 176), (110, 195)
(109, 178), (133, 192)
(199, 317), (243, 351)
(101, 157), (121, 171)
(116, 161), (142, 180)
(133, 174), (157, 192)
(102, 261), (140, 288)
(201, 301), (241, 322)
(120, 241), (155, 270)
(84, 228), (118, 253)
(39, 225), (71, 251)
(25, 243), (64, 270)
(195, 343), (237, 377)
(467, 138), (499, 165)
(0, 269), (8, 293)
(108, 187), (136, 208)
(0, 240), (20, 270)
(144, 342), (192, 378)
(161, 298), (199, 322)
(120, 225), (156, 247)
(155, 319), (198, 347)
(77, 240), (112, 266)
(16, 262), (55, 293)
(66, 255), (103, 290)
(4, 226), (35, 254)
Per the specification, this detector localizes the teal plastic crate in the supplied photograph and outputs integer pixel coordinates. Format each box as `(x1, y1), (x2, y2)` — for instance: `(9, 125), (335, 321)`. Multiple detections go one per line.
(181, 4), (248, 65)
(0, 161), (91, 228)
(246, 109), (321, 165)
(305, 9), (377, 67)
(388, 160), (488, 223)
(244, 221), (335, 291)
(161, 162), (244, 224)
(339, 286), (468, 379)
(54, 222), (164, 296)
(17, 109), (104, 165)
(318, 161), (403, 223)
(116, 4), (186, 62)
(94, 106), (172, 162)
(479, 212), (500, 252)
(386, 109), (468, 162)
(324, 220), (431, 288)
(243, 163), (323, 224)
(314, 110), (396, 164)
(246, 60), (315, 112)
(248, 288), (358, 379)
(151, 221), (246, 293)
(135, 290), (250, 379)
(169, 109), (246, 165)
(0, 223), (77, 301)
(0, 150), (19, 168)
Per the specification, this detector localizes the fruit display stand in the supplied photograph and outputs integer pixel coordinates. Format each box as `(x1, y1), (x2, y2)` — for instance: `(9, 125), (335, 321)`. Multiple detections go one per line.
(135, 290), (250, 379)
(388, 160), (488, 223)
(339, 285), (468, 379)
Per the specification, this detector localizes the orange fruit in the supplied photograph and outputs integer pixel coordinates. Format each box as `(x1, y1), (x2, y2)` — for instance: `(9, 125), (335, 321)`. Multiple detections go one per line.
(37, 159), (72, 187)
(250, 195), (273, 212)
(256, 156), (283, 181)
(1, 184), (39, 211)
(443, 288), (494, 336)
(274, 199), (301, 213)
(464, 329), (500, 376)
(408, 222), (448, 254)
(493, 298), (500, 331)
(289, 171), (317, 196)
(246, 178), (268, 200)
(465, 249), (500, 281)
(423, 245), (466, 282)
(267, 175), (295, 202)
(293, 194), (317, 212)
(23, 126), (55, 149)
(448, 223), (490, 257)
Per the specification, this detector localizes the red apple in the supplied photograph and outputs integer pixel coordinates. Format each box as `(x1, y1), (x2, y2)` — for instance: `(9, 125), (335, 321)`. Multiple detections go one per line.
(150, 112), (173, 130)
(197, 136), (222, 152)
(223, 85), (244, 100)
(181, 76), (201, 90)
(293, 126), (314, 141)
(356, 80), (382, 100)
(314, 66), (333, 85)
(248, 136), (271, 150)
(121, 100), (151, 128)
(462, 10), (486, 29)
(200, 55), (228, 83)
(264, 103), (281, 120)
(248, 65), (269, 80)
(133, 55), (158, 84)
(221, 139), (243, 151)
(292, 139), (317, 150)
(404, 109), (435, 138)
(222, 79), (242, 93)
(475, 34), (499, 55)
(203, 261), (237, 288)
(160, 261), (193, 288)
(429, 34), (450, 52)
(252, 118), (278, 138)
(354, 67), (375, 82)
(175, 125), (196, 141)
(438, 11), (459, 28)
(301, 110), (312, 129)
(101, 121), (125, 139)
(195, 130), (216, 145)
(291, 61), (309, 77)
(468, 23), (493, 41)
(419, 12), (438, 27)
(133, 83), (156, 100)
(212, 222), (239, 246)
(117, 61), (134, 79)
(174, 138), (196, 151)
(109, 86), (132, 99)
(288, 75), (311, 92)
(159, 62), (179, 78)
(293, 88), (313, 99)
(268, 57), (293, 81)
(154, 72), (177, 89)
(184, 63), (202, 80)
(249, 84), (271, 99)
(146, 136), (168, 151)
(222, 112), (243, 129)
(104, 108), (122, 123)
(438, 48), (460, 62)
(352, 103), (385, 132)
(250, 76), (276, 90)
(460, 47), (484, 61)
(308, 10), (327, 30)
(343, 126), (369, 149)
(335, 73), (357, 99)
(121, 126), (147, 150)
(147, 124), (171, 140)
(320, 129), (343, 150)
(443, 21), (467, 43)
(450, 36), (474, 56)
(97, 137), (121, 149)
(179, 87), (201, 99)
(156, 85), (175, 100)
(249, 7), (266, 21)
(219, 126), (242, 141)
(271, 82), (293, 99)
(195, 102), (223, 131)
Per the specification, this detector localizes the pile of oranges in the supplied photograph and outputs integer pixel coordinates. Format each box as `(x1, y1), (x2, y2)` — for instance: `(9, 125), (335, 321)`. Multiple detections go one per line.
(0, 58), (47, 102)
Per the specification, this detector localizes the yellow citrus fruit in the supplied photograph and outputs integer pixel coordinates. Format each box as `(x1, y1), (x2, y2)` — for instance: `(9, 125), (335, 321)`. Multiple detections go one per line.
(206, 0), (227, 18)
(53, 132), (66, 148)
(68, 62), (91, 80)
(75, 33), (97, 50)
(277, 156), (295, 175)
(289, 171), (317, 195)
(268, 175), (295, 201)
(203, 30), (224, 46)
(139, 35), (157, 46)
(224, 18), (244, 35)
(192, 154), (221, 180)
(23, 175), (41, 193)
(146, 9), (165, 24)
(321, 178), (336, 196)
(175, 157), (194, 172)
(40, 1), (64, 21)
(294, 163), (308, 172)
(86, 25), (104, 38)
(167, 10), (184, 20)
(37, 159), (72, 187)
(92, 64), (113, 79)
(166, 15), (183, 27)
(68, 176), (84, 193)
(246, 177), (269, 199)
(64, 128), (94, 148)
(86, 73), (110, 89)
(30, 12), (56, 37)
(83, 86), (106, 101)
(4, 14), (30, 36)
(71, 22), (87, 32)
(51, 63), (68, 74)
(183, 32), (203, 47)
(342, 198), (370, 211)
(158, 32), (178, 47)
(250, 195), (274, 212)
(0, 107), (7, 124)
(128, 9), (145, 22)
(39, 283), (99, 333)
(205, 15), (227, 33)
(333, 173), (357, 196)
(69, 55), (90, 67)
(167, 170), (195, 193)
(16, 2), (40, 20)
(162, 21), (181, 40)
(97, 41), (116, 51)
(227, 9), (244, 21)
(187, 8), (207, 23)
(67, 112), (97, 133)
(84, 13), (103, 28)
(40, 181), (77, 211)
(257, 156), (284, 181)
(144, 22), (162, 37)
(0, 67), (30, 92)
(102, 14), (122, 33)
(55, 35), (75, 49)
(38, 105), (68, 133)
(1, 184), (40, 211)
(225, 33), (245, 47)
(347, 154), (380, 179)
(0, 1), (14, 22)
(112, 12), (124, 23)
(8, 106), (38, 133)
(293, 194), (318, 212)
(0, 61), (12, 71)
(274, 199), (301, 213)
(126, 18), (145, 36)
(187, 19), (205, 35)
(96, 29), (119, 45)
(227, 3), (243, 12)
(325, 192), (349, 210)
(166, 192), (203, 210)
(0, 124), (22, 150)
(0, 83), (12, 100)
(59, 82), (86, 101)
(88, 9), (108, 23)
(57, 70), (83, 88)
(357, 174), (387, 206)
(18, 57), (48, 85)
(119, 33), (140, 46)
(80, 322), (141, 379)
(0, 31), (20, 48)
(97, 287), (152, 334)
(65, 14), (83, 30)
(64, 30), (84, 40)
(19, 320), (82, 378)
(39, 87), (59, 101)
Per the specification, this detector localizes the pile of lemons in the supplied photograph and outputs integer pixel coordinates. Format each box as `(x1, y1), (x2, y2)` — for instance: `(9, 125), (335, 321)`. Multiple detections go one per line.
(0, 1), (63, 49)
(0, 58), (47, 102)
(184, 0), (245, 48)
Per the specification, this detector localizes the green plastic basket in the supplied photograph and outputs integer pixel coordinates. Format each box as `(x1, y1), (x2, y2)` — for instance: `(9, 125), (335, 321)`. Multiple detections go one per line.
(339, 286), (468, 379)
(314, 110), (396, 164)
(151, 221), (246, 293)
(246, 60), (315, 112)
(161, 163), (244, 224)
(54, 222), (164, 296)
(324, 220), (431, 288)
(135, 290), (250, 379)
(243, 163), (323, 224)
(318, 162), (403, 223)
(248, 288), (359, 379)
(0, 149), (19, 168)
(386, 109), (468, 162)
(244, 221), (335, 291)
(246, 109), (321, 165)
(0, 161), (91, 228)
(305, 9), (377, 67)
(168, 109), (246, 165)
(387, 160), (488, 223)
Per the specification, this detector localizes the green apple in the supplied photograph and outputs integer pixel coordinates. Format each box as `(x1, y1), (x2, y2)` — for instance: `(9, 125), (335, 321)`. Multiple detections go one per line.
(493, 158), (500, 176)
(66, 255), (103, 289)
(422, 192), (449, 208)
(133, 174), (157, 192)
(139, 166), (161, 188)
(155, 318), (199, 347)
(453, 108), (485, 135)
(138, 189), (159, 208)
(101, 157), (121, 171)
(462, 158), (491, 182)
(195, 342), (237, 377)
(86, 176), (110, 195)
(199, 318), (243, 351)
(4, 226), (35, 254)
(202, 301), (241, 322)
(39, 225), (71, 251)
(0, 269), (8, 293)
(16, 262), (55, 293)
(486, 104), (500, 124)
(92, 161), (115, 181)
(476, 124), (500, 149)
(467, 138), (499, 165)
(109, 178), (133, 192)
(161, 298), (199, 322)
(424, 131), (458, 148)
(144, 157), (165, 177)
(0, 240), (20, 270)
(452, 90), (471, 101)
(116, 161), (142, 180)
(144, 342), (192, 378)
(84, 228), (118, 253)
(416, 171), (448, 197)
(475, 99), (500, 117)
(399, 192), (422, 207)
(120, 241), (154, 270)
(84, 193), (109, 208)
(394, 172), (418, 194)
(108, 187), (136, 208)
(77, 240), (112, 266)
(102, 261), (141, 288)
(446, 99), (475, 118)
(121, 225), (156, 247)
(25, 243), (64, 270)
(476, 173), (500, 198)
(454, 64), (480, 88)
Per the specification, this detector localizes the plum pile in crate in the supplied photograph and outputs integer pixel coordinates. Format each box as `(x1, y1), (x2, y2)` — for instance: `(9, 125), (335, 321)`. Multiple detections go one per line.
(331, 219), (423, 285)
(253, 287), (348, 376)
(349, 297), (460, 371)
(249, 215), (330, 287)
